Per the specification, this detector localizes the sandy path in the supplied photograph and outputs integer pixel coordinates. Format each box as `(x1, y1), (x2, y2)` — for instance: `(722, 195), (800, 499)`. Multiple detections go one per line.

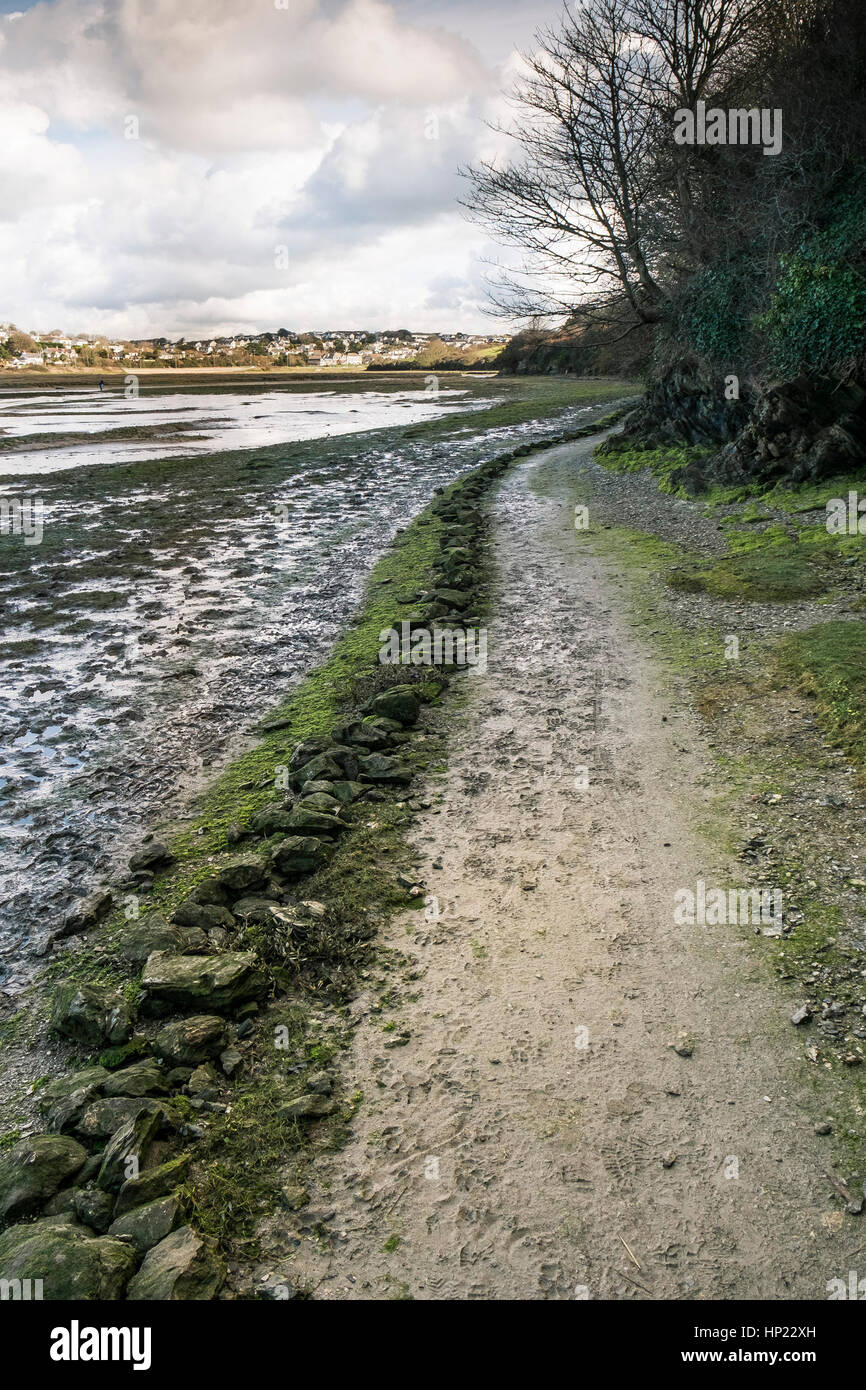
(270, 439), (862, 1300)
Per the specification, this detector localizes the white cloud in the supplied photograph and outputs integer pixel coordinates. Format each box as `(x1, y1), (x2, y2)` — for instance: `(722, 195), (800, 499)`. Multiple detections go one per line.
(0, 0), (536, 334)
(0, 101), (87, 215)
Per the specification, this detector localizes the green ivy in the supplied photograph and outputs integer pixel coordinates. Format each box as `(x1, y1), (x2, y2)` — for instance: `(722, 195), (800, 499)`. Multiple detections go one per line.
(671, 254), (762, 363)
(760, 166), (866, 374)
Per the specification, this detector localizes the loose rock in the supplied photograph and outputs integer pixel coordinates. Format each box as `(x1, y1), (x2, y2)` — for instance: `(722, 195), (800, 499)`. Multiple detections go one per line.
(109, 1195), (184, 1255)
(0, 1134), (88, 1224)
(0, 1221), (134, 1299)
(56, 889), (113, 939)
(153, 1016), (229, 1066)
(50, 982), (134, 1048)
(125, 1225), (225, 1300)
(141, 951), (266, 1012)
(129, 840), (176, 873)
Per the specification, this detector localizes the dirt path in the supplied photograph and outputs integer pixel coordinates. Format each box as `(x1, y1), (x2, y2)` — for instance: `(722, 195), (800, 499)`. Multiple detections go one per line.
(265, 438), (863, 1300)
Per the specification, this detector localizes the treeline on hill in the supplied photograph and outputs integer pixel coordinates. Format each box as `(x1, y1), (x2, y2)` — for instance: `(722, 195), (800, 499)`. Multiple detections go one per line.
(497, 312), (655, 378)
(465, 0), (866, 488)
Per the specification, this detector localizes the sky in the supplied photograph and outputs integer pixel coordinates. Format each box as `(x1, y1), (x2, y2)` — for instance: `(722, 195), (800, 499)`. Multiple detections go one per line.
(0, 0), (561, 338)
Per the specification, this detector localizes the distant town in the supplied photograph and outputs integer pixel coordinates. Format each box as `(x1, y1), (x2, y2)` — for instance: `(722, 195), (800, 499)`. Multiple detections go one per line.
(0, 325), (510, 370)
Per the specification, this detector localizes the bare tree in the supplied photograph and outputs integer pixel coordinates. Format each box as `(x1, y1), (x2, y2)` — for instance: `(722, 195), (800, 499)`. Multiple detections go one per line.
(462, 0), (777, 329)
(632, 0), (773, 104)
(463, 0), (666, 327)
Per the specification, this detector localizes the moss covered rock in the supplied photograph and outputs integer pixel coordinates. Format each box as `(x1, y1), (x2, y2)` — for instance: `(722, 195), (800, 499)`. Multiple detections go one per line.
(102, 1060), (169, 1099)
(117, 914), (183, 965)
(141, 951), (266, 1011)
(271, 836), (331, 877)
(357, 752), (413, 785)
(115, 1155), (191, 1217)
(109, 1195), (184, 1255)
(72, 1187), (115, 1234)
(364, 686), (421, 727)
(284, 807), (347, 837)
(153, 1016), (228, 1067)
(97, 1109), (162, 1194)
(75, 1097), (171, 1143)
(0, 1134), (87, 1225)
(249, 802), (298, 835)
(49, 983), (134, 1048)
(125, 1225), (225, 1300)
(0, 1221), (135, 1299)
(213, 856), (269, 896)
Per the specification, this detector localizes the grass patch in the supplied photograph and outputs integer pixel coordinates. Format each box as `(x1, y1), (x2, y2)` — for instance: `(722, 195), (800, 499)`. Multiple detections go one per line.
(38, 938), (129, 994)
(763, 471), (866, 518)
(599, 453), (866, 602)
(583, 524), (724, 675)
(182, 1077), (307, 1246)
(594, 440), (714, 496)
(179, 1003), (353, 1248)
(776, 620), (866, 769)
(667, 536), (840, 601)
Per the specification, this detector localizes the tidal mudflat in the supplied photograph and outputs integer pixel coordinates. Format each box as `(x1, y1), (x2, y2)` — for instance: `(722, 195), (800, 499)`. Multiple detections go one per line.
(0, 374), (631, 993)
(0, 378), (493, 474)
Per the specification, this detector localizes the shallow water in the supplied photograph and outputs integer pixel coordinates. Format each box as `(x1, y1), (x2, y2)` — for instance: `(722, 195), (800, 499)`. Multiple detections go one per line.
(0, 384), (622, 991)
(0, 385), (490, 475)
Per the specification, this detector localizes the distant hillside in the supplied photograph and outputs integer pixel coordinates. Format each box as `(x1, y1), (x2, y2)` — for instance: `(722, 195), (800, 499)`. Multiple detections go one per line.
(367, 338), (504, 372)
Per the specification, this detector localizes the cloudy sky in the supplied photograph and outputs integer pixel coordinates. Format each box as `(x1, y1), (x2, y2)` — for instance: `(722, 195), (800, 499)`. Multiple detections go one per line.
(0, 0), (559, 338)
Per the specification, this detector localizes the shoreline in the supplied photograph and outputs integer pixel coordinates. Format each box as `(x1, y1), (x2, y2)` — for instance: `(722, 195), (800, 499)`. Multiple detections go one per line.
(0, 378), (635, 978)
(0, 400), (634, 1299)
(0, 368), (634, 390)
